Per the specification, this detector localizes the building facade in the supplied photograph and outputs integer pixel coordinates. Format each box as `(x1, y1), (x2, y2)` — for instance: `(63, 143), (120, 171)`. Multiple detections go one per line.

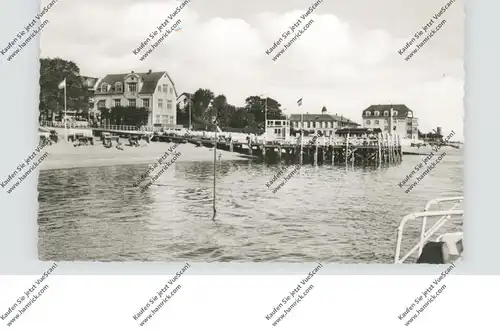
(289, 110), (360, 137)
(93, 70), (178, 126)
(361, 104), (418, 140)
(82, 76), (100, 123)
(176, 92), (193, 110)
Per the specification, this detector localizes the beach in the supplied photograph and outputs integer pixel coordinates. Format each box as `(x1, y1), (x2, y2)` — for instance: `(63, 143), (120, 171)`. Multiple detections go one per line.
(40, 141), (251, 171)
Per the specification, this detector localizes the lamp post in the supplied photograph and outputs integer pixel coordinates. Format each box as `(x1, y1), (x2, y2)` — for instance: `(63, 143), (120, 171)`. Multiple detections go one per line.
(259, 93), (268, 138)
(188, 96), (192, 130)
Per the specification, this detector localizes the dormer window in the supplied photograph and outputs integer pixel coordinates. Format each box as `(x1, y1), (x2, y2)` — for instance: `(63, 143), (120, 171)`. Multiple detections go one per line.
(392, 111), (398, 116)
(365, 111), (371, 116)
(115, 82), (123, 93)
(374, 111), (380, 116)
(101, 83), (108, 92)
(384, 111), (389, 116)
(407, 111), (413, 117)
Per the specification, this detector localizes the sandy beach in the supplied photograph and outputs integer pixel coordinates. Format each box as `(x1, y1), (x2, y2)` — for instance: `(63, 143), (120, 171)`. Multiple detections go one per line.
(40, 141), (252, 171)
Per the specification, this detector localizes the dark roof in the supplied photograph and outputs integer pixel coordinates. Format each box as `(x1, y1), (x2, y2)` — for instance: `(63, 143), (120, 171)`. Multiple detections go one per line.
(95, 71), (178, 96)
(289, 113), (360, 126)
(176, 92), (193, 102)
(361, 104), (414, 118)
(81, 76), (99, 88)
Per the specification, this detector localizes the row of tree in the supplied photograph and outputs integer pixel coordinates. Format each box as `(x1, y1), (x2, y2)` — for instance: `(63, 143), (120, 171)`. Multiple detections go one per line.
(176, 89), (287, 132)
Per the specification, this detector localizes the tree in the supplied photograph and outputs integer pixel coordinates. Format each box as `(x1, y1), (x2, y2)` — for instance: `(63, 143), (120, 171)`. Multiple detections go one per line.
(39, 57), (90, 122)
(99, 106), (148, 126)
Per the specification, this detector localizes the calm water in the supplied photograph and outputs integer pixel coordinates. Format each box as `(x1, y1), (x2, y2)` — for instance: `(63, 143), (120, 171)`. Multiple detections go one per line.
(37, 148), (464, 263)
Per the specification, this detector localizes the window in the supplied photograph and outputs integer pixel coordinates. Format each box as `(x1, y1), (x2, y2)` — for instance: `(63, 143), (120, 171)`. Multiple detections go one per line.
(392, 111), (398, 116)
(129, 99), (136, 107)
(156, 115), (161, 122)
(157, 86), (161, 92)
(385, 119), (388, 124)
(170, 87), (173, 94)
(128, 83), (137, 93)
(384, 111), (389, 116)
(375, 120), (379, 125)
(97, 100), (106, 109)
(384, 126), (388, 131)
(114, 99), (121, 107)
(142, 99), (150, 108)
(158, 99), (163, 109)
(275, 121), (281, 126)
(374, 111), (380, 116)
(162, 84), (168, 92)
(170, 116), (174, 123)
(365, 111), (371, 116)
(167, 100), (172, 110)
(366, 120), (371, 125)
(115, 82), (122, 93)
(101, 83), (108, 92)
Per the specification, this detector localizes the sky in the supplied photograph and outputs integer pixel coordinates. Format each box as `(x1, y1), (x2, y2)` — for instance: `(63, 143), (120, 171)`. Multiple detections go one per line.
(40, 0), (464, 139)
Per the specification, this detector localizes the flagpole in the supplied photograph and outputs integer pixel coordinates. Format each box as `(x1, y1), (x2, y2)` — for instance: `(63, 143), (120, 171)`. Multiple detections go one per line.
(210, 100), (216, 221)
(64, 80), (67, 142)
(265, 97), (268, 138)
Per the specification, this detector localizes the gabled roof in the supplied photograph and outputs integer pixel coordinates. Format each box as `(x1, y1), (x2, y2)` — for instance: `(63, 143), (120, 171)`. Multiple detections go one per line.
(289, 113), (360, 126)
(95, 71), (178, 96)
(336, 127), (382, 134)
(361, 104), (414, 118)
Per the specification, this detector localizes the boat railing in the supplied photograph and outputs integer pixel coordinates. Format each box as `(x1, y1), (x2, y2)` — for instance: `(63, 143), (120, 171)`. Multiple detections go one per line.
(394, 196), (464, 264)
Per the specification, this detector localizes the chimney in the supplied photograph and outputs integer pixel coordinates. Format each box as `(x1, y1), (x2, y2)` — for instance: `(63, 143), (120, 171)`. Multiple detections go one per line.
(321, 106), (327, 114)
(148, 69), (152, 74)
(131, 70), (134, 74)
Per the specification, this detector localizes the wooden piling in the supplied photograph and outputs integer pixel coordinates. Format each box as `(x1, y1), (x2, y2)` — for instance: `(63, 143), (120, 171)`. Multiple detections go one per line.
(378, 133), (382, 168)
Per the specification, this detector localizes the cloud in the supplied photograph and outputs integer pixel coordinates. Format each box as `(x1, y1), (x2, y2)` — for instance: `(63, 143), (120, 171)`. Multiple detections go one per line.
(40, 0), (464, 139)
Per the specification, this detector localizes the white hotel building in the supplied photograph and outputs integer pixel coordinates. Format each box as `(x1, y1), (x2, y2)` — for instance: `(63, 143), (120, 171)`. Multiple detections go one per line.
(93, 70), (178, 126)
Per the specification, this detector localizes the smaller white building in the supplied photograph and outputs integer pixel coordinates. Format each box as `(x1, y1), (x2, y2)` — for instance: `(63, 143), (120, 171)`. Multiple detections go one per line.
(265, 119), (290, 141)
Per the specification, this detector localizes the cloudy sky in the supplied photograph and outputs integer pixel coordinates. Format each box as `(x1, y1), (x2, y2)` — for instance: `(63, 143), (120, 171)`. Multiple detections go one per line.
(40, 0), (464, 139)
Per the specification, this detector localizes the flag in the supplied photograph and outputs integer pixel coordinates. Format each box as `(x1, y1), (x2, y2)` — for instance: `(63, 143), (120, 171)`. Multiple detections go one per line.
(297, 98), (303, 107)
(58, 78), (66, 89)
